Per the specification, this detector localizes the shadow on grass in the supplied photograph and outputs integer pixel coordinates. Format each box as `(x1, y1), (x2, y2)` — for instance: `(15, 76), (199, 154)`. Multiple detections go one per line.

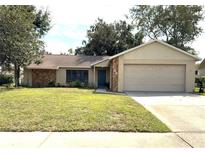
(0, 87), (15, 93)
(0, 129), (170, 133)
(93, 91), (125, 96)
(25, 86), (94, 90)
(193, 87), (205, 96)
(0, 86), (23, 93)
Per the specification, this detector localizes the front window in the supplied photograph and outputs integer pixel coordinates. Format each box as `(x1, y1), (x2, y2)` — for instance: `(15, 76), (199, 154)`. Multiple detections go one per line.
(66, 70), (88, 83)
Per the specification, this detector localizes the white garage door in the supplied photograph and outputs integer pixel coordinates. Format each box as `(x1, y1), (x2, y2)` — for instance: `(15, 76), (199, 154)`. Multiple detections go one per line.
(124, 64), (185, 92)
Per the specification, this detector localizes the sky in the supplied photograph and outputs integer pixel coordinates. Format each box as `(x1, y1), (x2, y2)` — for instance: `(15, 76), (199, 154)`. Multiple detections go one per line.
(1, 0), (205, 59)
(41, 0), (136, 54)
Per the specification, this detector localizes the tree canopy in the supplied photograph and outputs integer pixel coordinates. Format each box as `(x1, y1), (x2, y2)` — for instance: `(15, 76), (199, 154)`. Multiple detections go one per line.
(75, 6), (203, 56)
(0, 5), (51, 86)
(75, 18), (143, 56)
(129, 5), (204, 54)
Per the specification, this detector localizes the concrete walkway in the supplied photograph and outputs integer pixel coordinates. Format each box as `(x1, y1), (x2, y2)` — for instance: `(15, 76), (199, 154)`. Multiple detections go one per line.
(0, 132), (192, 148)
(128, 92), (205, 147)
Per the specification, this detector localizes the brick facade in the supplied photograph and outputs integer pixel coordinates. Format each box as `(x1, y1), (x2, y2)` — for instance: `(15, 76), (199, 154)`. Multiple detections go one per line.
(32, 69), (56, 87)
(111, 58), (119, 92)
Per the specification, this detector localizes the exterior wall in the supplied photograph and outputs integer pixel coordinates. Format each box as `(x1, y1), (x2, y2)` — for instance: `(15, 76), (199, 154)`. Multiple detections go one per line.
(123, 42), (194, 60)
(89, 69), (94, 87)
(23, 68), (32, 86)
(56, 68), (66, 85)
(56, 68), (94, 87)
(23, 67), (110, 88)
(106, 67), (110, 84)
(32, 69), (56, 87)
(199, 62), (205, 76)
(199, 68), (205, 76)
(118, 56), (124, 92)
(185, 61), (196, 92)
(95, 60), (110, 67)
(110, 58), (119, 92)
(117, 42), (197, 92)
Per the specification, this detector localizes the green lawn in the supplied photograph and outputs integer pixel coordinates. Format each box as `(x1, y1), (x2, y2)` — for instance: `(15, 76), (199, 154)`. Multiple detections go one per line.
(0, 88), (170, 132)
(194, 87), (205, 95)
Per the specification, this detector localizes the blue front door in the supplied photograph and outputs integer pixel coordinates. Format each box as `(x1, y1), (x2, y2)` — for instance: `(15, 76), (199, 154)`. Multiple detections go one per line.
(98, 69), (106, 88)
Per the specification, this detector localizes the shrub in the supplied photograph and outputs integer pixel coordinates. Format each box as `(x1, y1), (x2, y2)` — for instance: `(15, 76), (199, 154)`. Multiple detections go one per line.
(0, 74), (13, 85)
(195, 76), (205, 92)
(69, 80), (88, 88)
(47, 80), (55, 87)
(88, 83), (95, 89)
(105, 82), (110, 90)
(56, 83), (61, 87)
(70, 80), (81, 87)
(81, 82), (89, 88)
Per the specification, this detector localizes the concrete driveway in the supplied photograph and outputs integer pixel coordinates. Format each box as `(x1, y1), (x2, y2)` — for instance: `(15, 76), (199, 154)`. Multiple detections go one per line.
(128, 92), (205, 147)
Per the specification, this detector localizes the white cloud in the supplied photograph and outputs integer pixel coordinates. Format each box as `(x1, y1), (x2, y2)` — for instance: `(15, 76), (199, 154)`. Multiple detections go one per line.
(192, 34), (205, 60)
(40, 1), (205, 59)
(46, 0), (134, 25)
(191, 21), (205, 60)
(44, 39), (78, 54)
(41, 0), (136, 53)
(46, 24), (87, 40)
(1, 0), (205, 59)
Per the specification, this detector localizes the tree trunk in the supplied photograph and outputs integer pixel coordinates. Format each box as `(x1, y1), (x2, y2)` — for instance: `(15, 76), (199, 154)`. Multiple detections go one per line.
(14, 63), (20, 87)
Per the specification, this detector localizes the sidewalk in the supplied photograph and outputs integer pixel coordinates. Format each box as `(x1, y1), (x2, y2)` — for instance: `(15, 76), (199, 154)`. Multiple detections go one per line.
(0, 132), (194, 148)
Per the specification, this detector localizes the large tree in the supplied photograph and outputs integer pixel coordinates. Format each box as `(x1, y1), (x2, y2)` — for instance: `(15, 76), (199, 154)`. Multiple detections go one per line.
(75, 18), (142, 56)
(0, 5), (51, 86)
(129, 5), (204, 54)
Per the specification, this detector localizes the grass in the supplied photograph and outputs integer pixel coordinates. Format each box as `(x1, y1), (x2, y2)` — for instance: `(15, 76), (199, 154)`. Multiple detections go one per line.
(194, 87), (205, 95)
(0, 88), (170, 132)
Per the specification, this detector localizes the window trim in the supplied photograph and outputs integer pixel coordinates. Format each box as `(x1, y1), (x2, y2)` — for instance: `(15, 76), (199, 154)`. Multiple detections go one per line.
(66, 70), (89, 83)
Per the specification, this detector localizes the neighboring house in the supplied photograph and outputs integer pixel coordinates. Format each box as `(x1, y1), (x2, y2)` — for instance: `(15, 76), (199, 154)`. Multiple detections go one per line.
(23, 39), (201, 92)
(198, 59), (205, 76)
(195, 63), (200, 77)
(0, 65), (24, 84)
(0, 65), (14, 75)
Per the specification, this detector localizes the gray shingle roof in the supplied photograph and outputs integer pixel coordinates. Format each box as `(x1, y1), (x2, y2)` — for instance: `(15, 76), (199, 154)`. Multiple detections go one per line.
(26, 54), (109, 69)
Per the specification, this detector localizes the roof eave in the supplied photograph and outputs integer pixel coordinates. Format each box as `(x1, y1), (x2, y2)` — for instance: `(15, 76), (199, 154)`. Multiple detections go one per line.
(25, 67), (58, 70)
(91, 58), (110, 66)
(26, 66), (92, 69)
(199, 59), (205, 68)
(58, 66), (91, 69)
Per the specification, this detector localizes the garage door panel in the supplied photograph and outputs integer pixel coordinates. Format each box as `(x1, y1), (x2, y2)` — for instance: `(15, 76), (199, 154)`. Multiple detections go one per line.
(124, 84), (184, 92)
(124, 64), (185, 92)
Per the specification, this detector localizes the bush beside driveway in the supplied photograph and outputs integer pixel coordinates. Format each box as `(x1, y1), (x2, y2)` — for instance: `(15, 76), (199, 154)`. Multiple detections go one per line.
(194, 87), (205, 95)
(0, 88), (170, 132)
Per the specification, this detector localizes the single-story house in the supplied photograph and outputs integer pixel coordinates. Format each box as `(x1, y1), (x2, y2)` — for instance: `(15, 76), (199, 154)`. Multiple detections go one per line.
(23, 39), (201, 92)
(198, 59), (205, 76)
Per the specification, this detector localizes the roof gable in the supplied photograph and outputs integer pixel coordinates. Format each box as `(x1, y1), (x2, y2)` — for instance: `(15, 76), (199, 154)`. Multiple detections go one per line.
(110, 39), (201, 61)
(199, 59), (205, 69)
(122, 41), (197, 61)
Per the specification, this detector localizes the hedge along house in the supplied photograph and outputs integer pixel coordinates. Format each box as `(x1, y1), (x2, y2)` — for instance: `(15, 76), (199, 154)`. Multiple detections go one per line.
(23, 39), (201, 92)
